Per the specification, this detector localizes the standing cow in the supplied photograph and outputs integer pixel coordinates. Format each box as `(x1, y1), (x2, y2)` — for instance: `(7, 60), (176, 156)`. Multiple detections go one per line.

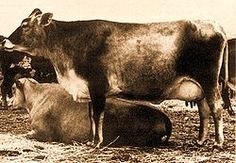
(12, 78), (172, 147)
(1, 9), (228, 148)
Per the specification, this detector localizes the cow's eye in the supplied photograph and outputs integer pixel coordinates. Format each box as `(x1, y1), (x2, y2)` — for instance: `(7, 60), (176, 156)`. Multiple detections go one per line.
(21, 21), (28, 27)
(21, 18), (30, 27)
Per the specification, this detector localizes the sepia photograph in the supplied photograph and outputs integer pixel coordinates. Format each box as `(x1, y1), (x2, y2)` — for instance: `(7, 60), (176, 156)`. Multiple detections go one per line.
(0, 0), (235, 162)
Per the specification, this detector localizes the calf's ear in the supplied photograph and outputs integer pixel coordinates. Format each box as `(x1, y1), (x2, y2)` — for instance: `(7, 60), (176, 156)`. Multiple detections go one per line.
(14, 79), (23, 89)
(40, 13), (53, 26)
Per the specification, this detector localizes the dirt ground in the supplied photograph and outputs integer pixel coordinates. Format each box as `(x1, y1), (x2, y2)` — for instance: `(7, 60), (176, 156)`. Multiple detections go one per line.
(0, 100), (235, 162)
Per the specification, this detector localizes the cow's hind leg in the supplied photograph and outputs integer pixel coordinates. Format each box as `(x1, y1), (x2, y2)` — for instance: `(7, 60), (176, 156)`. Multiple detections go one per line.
(166, 77), (212, 145)
(210, 102), (224, 147)
(196, 98), (210, 146)
(206, 89), (224, 148)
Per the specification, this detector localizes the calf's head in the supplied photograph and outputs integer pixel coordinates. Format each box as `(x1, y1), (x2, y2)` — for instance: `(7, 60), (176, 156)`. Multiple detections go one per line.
(12, 78), (39, 110)
(4, 8), (53, 55)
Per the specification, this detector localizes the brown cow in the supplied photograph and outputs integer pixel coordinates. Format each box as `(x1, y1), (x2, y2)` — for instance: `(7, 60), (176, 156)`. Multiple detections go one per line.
(2, 9), (228, 147)
(12, 78), (172, 147)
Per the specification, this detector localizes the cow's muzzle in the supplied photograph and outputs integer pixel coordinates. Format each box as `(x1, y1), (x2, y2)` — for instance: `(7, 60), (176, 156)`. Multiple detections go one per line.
(2, 38), (15, 51)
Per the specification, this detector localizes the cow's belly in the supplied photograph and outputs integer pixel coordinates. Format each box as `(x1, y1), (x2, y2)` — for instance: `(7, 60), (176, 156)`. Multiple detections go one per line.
(107, 72), (204, 103)
(108, 74), (175, 97)
(107, 66), (176, 99)
(56, 69), (90, 102)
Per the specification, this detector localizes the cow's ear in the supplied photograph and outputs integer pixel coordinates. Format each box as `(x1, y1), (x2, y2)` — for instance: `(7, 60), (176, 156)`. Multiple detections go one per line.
(29, 8), (42, 18)
(14, 79), (23, 89)
(40, 13), (53, 26)
(29, 8), (42, 22)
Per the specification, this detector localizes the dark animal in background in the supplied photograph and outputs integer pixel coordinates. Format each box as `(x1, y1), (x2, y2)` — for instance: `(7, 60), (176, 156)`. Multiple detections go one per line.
(0, 50), (57, 108)
(0, 51), (26, 76)
(1, 65), (34, 108)
(2, 8), (228, 147)
(12, 78), (172, 147)
(30, 56), (57, 83)
(0, 51), (32, 108)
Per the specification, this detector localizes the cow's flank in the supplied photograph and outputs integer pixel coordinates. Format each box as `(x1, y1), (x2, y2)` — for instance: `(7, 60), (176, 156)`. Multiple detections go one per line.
(2, 8), (228, 148)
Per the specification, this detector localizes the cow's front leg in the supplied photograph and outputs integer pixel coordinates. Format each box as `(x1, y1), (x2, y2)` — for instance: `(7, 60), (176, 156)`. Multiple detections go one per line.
(91, 95), (106, 148)
(196, 98), (210, 146)
(88, 102), (96, 145)
(88, 71), (107, 148)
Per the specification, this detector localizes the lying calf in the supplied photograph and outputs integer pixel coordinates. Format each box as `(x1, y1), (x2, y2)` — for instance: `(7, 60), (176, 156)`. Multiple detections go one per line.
(12, 78), (172, 147)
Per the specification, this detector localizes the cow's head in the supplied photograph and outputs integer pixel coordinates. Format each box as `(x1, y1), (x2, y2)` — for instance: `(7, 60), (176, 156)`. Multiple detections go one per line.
(4, 8), (53, 55)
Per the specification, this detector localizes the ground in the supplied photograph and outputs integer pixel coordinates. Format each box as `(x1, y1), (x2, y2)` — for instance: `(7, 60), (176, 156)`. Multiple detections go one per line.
(0, 100), (235, 162)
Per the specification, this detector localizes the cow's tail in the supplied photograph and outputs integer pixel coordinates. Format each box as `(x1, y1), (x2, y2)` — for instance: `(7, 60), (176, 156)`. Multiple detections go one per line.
(220, 41), (235, 115)
(221, 40), (229, 87)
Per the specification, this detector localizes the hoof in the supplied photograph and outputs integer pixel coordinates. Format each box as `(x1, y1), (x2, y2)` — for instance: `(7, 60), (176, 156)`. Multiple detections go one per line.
(161, 135), (168, 143)
(213, 142), (223, 150)
(196, 139), (208, 147)
(94, 142), (101, 149)
(24, 130), (36, 139)
(86, 141), (95, 147)
(86, 141), (101, 148)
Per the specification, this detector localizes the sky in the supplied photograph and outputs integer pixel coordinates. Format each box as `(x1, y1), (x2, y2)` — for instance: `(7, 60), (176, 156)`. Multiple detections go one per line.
(0, 0), (235, 38)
